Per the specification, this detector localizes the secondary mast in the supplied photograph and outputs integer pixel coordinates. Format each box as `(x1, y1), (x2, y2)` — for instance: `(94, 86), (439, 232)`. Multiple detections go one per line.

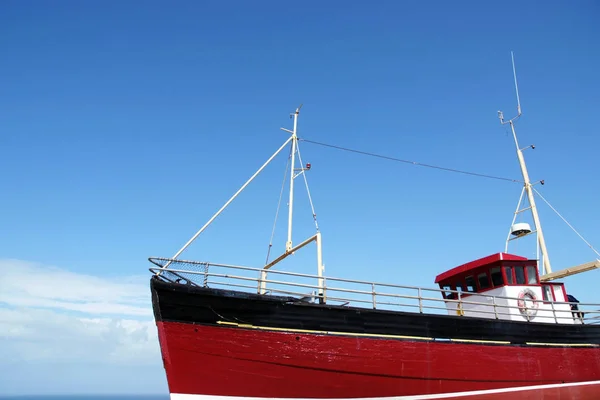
(500, 52), (553, 275)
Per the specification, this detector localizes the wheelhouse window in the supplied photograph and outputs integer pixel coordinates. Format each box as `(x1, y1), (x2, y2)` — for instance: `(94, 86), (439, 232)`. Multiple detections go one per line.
(477, 272), (490, 290)
(456, 285), (463, 298)
(514, 266), (526, 284)
(490, 267), (503, 287)
(465, 276), (476, 292)
(442, 285), (454, 299)
(526, 265), (538, 284)
(504, 266), (514, 284)
(542, 285), (554, 302)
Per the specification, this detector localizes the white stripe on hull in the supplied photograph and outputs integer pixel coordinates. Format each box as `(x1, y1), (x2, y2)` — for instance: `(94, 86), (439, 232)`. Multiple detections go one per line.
(170, 379), (600, 400)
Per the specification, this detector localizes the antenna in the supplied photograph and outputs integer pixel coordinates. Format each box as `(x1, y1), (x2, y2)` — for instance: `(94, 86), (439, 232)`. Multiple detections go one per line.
(499, 50), (523, 125)
(512, 51), (522, 117)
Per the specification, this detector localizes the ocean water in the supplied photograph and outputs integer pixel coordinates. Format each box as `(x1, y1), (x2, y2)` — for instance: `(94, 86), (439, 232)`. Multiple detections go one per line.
(0, 396), (169, 400)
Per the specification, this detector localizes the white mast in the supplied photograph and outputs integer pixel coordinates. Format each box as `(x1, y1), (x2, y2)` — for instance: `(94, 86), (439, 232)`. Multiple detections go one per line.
(158, 104), (324, 295)
(500, 52), (552, 275)
(259, 105), (325, 300)
(286, 105), (302, 251)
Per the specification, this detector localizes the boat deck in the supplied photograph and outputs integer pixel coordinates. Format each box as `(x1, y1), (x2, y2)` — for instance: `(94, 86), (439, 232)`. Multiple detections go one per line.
(149, 257), (600, 325)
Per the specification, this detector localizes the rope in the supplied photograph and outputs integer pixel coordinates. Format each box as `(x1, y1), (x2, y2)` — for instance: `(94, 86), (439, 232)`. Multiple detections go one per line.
(300, 138), (522, 184)
(533, 188), (600, 259)
(265, 147), (291, 265)
(296, 141), (320, 232)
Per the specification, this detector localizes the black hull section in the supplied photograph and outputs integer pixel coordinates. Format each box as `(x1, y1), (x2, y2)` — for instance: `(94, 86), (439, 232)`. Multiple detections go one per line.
(151, 276), (600, 345)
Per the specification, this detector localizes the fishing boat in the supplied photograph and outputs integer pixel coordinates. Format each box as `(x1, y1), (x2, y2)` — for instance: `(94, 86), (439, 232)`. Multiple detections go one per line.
(149, 56), (600, 399)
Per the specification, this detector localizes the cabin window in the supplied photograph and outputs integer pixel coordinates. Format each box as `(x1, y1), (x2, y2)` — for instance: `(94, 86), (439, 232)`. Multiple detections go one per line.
(542, 285), (554, 302)
(465, 276), (476, 292)
(456, 285), (463, 298)
(514, 266), (526, 284)
(477, 272), (490, 290)
(526, 265), (538, 284)
(504, 266), (514, 284)
(442, 285), (454, 299)
(490, 267), (503, 287)
(552, 285), (565, 302)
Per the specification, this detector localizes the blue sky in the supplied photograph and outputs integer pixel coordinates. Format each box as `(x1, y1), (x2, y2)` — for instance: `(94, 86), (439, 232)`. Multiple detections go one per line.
(1, 0), (599, 395)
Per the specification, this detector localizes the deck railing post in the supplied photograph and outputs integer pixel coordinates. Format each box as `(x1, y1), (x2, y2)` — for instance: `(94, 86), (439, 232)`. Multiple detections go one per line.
(372, 283), (377, 309)
(550, 300), (558, 324)
(321, 277), (327, 304)
(203, 263), (209, 287)
(418, 288), (423, 313)
(492, 296), (498, 319)
(258, 270), (268, 294)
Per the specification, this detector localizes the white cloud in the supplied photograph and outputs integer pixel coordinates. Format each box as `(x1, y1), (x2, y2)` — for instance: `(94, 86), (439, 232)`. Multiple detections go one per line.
(0, 259), (151, 316)
(0, 308), (159, 364)
(0, 259), (167, 395)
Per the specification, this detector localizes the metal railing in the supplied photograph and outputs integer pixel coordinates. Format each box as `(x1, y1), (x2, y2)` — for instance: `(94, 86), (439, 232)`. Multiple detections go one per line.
(149, 257), (600, 325)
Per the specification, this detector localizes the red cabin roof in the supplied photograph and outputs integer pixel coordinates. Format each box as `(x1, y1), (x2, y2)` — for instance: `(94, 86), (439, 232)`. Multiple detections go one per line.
(434, 252), (528, 284)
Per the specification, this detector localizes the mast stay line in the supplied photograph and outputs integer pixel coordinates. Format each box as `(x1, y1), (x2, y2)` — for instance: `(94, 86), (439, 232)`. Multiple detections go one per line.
(300, 138), (522, 184)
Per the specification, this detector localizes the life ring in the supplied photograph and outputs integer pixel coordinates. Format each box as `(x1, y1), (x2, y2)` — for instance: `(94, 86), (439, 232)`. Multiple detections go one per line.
(517, 289), (539, 319)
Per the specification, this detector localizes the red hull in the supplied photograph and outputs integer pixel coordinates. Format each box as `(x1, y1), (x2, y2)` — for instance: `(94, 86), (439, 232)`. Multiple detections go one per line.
(157, 321), (600, 399)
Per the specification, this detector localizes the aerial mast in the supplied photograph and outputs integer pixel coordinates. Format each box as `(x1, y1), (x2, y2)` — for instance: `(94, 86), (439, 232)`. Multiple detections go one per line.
(500, 51), (552, 275)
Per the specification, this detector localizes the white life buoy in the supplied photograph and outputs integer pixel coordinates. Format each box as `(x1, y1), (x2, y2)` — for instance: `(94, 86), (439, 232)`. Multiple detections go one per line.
(517, 288), (539, 320)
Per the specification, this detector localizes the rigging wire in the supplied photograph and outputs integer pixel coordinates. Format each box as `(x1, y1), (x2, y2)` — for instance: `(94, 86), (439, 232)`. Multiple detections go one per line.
(532, 188), (600, 259)
(296, 141), (320, 232)
(299, 138), (522, 184)
(265, 147), (292, 265)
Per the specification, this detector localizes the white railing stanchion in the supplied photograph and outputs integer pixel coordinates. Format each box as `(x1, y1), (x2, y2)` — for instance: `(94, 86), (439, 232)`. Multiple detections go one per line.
(259, 270), (268, 294)
(493, 296), (498, 319)
(203, 263), (209, 287)
(372, 283), (377, 309)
